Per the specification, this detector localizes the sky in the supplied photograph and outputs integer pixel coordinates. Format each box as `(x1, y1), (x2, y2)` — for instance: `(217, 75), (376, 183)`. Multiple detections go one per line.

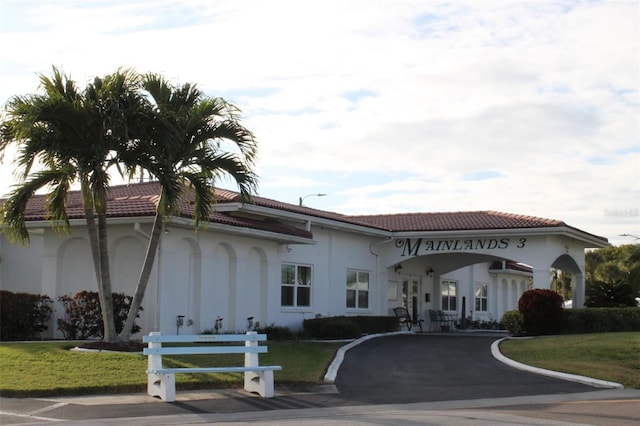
(0, 0), (638, 246)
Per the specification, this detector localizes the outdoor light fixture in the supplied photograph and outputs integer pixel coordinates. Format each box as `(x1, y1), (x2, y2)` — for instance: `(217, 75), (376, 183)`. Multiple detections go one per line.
(394, 264), (403, 272)
(299, 193), (327, 206)
(426, 268), (434, 277)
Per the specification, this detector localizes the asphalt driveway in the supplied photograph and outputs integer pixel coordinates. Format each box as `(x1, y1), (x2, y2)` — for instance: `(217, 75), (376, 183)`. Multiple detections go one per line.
(335, 333), (598, 404)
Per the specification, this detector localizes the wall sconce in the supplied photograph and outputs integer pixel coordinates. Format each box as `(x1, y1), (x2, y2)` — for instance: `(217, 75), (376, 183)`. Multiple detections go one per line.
(426, 268), (434, 277)
(394, 264), (403, 272)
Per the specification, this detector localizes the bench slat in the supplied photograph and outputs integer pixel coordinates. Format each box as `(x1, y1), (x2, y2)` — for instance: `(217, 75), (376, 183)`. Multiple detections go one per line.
(143, 334), (266, 343)
(144, 345), (267, 356)
(148, 366), (282, 374)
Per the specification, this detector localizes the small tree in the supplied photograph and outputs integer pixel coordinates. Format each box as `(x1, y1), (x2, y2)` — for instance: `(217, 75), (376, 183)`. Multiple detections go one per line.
(585, 280), (637, 307)
(518, 289), (564, 335)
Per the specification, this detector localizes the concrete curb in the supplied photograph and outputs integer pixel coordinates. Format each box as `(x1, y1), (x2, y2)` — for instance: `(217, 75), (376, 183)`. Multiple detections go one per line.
(323, 331), (412, 383)
(491, 337), (624, 389)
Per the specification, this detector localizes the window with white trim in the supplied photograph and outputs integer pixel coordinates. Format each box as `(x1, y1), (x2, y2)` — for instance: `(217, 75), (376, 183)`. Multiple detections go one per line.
(475, 282), (488, 312)
(441, 280), (457, 311)
(281, 263), (311, 307)
(346, 269), (369, 309)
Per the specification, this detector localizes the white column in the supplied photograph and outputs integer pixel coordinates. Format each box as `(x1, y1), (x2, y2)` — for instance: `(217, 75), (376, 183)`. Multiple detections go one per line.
(532, 268), (552, 289)
(573, 271), (585, 308)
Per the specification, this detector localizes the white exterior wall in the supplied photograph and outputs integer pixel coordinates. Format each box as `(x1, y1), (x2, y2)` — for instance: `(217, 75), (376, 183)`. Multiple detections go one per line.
(1, 230), (44, 295)
(0, 213), (598, 339)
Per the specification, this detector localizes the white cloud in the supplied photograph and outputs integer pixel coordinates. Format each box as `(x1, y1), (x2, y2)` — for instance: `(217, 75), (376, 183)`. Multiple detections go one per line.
(0, 0), (638, 246)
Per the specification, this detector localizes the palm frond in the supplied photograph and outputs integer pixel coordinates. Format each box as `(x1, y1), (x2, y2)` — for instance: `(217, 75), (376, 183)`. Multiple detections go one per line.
(0, 169), (71, 244)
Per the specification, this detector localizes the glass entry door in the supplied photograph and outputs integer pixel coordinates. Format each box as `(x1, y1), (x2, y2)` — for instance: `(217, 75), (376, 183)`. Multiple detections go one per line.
(401, 276), (421, 321)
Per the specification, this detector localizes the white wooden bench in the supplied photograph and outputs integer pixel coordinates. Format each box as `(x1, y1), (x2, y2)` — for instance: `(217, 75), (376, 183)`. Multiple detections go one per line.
(143, 331), (282, 402)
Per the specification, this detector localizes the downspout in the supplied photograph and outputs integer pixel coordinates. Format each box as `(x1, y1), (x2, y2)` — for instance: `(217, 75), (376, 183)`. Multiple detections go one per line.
(134, 223), (151, 240)
(370, 237), (393, 313)
(370, 236), (393, 256)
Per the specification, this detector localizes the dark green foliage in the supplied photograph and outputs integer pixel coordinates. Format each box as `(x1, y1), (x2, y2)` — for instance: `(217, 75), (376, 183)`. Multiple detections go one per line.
(0, 290), (53, 340)
(586, 244), (640, 298)
(561, 307), (640, 333)
(255, 324), (296, 340)
(57, 291), (142, 339)
(518, 289), (564, 336)
(501, 310), (525, 336)
(318, 320), (362, 339)
(585, 280), (638, 307)
(303, 315), (397, 339)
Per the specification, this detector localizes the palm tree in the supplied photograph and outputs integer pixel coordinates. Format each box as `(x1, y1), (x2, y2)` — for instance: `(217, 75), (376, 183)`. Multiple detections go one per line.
(0, 67), (145, 342)
(117, 73), (258, 341)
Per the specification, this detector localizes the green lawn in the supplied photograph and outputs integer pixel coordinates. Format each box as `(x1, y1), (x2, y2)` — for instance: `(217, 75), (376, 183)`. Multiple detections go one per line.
(499, 332), (640, 389)
(0, 340), (343, 397)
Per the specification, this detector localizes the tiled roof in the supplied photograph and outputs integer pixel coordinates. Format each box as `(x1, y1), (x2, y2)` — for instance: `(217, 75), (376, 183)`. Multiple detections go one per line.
(349, 211), (565, 232)
(2, 181), (607, 242)
(10, 182), (312, 240)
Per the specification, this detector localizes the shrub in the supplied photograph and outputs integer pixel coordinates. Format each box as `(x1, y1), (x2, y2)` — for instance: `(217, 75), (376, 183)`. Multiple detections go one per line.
(562, 307), (640, 334)
(57, 291), (142, 339)
(255, 324), (296, 340)
(303, 315), (397, 338)
(0, 290), (53, 340)
(318, 319), (362, 339)
(518, 289), (564, 336)
(456, 316), (504, 330)
(501, 310), (525, 336)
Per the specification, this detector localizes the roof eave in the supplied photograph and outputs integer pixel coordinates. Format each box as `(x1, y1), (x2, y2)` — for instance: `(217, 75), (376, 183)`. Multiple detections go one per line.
(165, 216), (316, 245)
(234, 203), (392, 237)
(392, 226), (609, 248)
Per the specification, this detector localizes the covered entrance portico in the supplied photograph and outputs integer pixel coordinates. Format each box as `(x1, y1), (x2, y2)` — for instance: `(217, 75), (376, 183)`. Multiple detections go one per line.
(380, 228), (608, 328)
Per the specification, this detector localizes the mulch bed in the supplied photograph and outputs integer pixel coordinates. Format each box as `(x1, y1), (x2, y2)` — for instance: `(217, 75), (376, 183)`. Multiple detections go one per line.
(77, 340), (145, 352)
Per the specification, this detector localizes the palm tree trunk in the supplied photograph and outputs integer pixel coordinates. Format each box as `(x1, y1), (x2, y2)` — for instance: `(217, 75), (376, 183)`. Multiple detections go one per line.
(97, 212), (118, 342)
(84, 207), (102, 292)
(81, 182), (117, 342)
(119, 211), (164, 341)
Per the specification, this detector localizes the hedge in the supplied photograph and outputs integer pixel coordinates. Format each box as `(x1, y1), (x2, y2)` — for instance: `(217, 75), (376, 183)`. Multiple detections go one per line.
(561, 307), (640, 334)
(303, 315), (398, 339)
(502, 307), (640, 336)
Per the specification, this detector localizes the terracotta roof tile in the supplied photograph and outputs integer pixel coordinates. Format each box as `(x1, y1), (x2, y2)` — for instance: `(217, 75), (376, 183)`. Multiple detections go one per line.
(6, 182), (311, 239)
(349, 211), (565, 232)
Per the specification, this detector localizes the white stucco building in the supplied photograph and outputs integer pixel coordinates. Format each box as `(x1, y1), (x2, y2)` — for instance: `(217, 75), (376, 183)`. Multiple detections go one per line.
(0, 182), (609, 338)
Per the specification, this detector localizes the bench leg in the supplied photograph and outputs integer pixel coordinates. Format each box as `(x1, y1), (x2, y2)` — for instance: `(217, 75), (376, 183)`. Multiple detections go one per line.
(244, 370), (275, 398)
(148, 372), (176, 402)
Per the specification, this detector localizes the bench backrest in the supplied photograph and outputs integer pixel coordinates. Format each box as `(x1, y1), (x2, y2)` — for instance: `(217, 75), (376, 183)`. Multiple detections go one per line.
(393, 307), (411, 321)
(143, 332), (268, 356)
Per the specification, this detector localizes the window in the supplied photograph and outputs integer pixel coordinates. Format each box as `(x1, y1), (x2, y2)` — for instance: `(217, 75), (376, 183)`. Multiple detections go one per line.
(475, 282), (488, 312)
(346, 270), (369, 309)
(441, 280), (457, 311)
(281, 264), (311, 307)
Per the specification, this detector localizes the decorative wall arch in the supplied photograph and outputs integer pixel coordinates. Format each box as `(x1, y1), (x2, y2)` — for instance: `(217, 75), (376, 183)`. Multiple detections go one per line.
(159, 237), (201, 333)
(244, 246), (268, 329)
(111, 236), (145, 294)
(56, 237), (95, 296)
(203, 242), (237, 331)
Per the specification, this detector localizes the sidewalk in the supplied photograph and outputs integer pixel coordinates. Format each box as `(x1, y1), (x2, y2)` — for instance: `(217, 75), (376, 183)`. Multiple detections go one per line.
(2, 388), (639, 425)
